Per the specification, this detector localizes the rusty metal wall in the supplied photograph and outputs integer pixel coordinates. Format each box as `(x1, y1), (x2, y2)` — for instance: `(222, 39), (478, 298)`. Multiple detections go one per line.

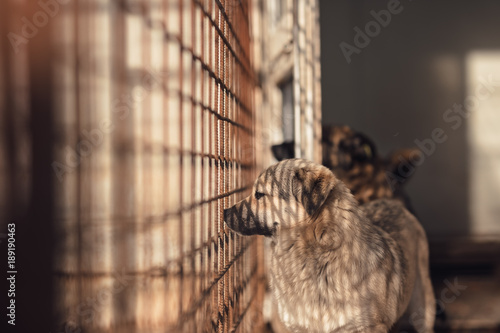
(0, 0), (265, 332)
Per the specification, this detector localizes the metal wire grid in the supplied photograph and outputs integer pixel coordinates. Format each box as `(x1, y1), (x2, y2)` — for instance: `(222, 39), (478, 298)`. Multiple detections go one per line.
(1, 0), (264, 332)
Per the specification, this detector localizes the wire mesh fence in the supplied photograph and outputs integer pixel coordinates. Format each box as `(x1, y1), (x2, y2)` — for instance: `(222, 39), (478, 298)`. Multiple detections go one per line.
(1, 0), (265, 332)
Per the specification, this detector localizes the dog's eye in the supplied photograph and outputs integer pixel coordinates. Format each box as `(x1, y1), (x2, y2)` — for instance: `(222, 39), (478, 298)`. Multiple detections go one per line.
(362, 143), (373, 159)
(255, 192), (265, 200)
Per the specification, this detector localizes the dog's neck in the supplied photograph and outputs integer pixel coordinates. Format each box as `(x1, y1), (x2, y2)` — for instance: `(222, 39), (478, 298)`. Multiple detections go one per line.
(272, 181), (388, 276)
(269, 182), (392, 331)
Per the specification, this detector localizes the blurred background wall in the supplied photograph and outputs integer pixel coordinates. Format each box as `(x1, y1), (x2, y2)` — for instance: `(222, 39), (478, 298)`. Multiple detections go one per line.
(320, 0), (500, 238)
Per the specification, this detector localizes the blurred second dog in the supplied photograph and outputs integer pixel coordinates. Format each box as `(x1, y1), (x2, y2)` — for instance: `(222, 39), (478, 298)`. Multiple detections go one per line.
(272, 125), (419, 212)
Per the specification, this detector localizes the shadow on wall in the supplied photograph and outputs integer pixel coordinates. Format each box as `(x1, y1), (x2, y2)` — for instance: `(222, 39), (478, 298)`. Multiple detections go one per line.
(319, 0), (500, 238)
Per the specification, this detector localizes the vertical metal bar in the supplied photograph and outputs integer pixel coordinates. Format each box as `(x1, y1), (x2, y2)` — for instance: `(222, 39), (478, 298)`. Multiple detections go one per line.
(313, 0), (322, 163)
(150, 0), (167, 327)
(189, 0), (197, 330)
(111, 0), (134, 329)
(199, 0), (208, 329)
(208, 0), (217, 329)
(162, 0), (171, 326)
(216, 3), (225, 331)
(178, 0), (185, 329)
(89, 0), (113, 328)
(163, 2), (181, 329)
(137, 0), (149, 328)
(221, 3), (228, 331)
(74, 0), (84, 329)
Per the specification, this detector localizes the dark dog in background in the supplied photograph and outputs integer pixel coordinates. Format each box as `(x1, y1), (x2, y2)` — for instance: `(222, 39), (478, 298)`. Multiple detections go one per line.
(272, 125), (419, 212)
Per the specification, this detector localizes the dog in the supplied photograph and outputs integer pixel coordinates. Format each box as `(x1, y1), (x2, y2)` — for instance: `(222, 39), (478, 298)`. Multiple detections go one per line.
(224, 159), (435, 333)
(271, 125), (419, 212)
(321, 125), (418, 210)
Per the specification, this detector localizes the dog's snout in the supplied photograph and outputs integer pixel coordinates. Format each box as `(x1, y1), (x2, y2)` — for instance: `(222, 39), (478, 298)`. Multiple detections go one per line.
(223, 200), (271, 236)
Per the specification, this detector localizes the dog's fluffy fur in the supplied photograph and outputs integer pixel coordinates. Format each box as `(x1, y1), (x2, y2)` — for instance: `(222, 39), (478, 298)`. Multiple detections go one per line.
(224, 159), (435, 333)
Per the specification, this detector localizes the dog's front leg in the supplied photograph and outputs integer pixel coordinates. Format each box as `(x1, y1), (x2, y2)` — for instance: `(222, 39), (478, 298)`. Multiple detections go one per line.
(406, 234), (435, 333)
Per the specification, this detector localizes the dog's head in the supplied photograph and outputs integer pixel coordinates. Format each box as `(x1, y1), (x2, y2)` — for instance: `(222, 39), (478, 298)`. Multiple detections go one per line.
(322, 125), (420, 206)
(321, 125), (377, 171)
(223, 159), (336, 237)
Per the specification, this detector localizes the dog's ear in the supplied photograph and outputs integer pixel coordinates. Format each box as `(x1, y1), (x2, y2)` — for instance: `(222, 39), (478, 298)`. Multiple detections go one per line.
(271, 141), (295, 161)
(301, 218), (338, 248)
(386, 148), (419, 185)
(294, 165), (336, 216)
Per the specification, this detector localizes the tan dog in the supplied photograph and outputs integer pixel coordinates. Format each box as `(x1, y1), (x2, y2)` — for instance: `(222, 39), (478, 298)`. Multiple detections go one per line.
(224, 159), (435, 333)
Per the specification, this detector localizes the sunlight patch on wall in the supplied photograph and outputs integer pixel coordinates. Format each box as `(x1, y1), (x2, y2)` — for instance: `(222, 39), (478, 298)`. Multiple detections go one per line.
(467, 51), (500, 235)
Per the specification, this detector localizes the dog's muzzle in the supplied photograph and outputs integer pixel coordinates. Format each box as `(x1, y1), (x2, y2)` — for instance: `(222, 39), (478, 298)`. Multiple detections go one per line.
(223, 205), (273, 237)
